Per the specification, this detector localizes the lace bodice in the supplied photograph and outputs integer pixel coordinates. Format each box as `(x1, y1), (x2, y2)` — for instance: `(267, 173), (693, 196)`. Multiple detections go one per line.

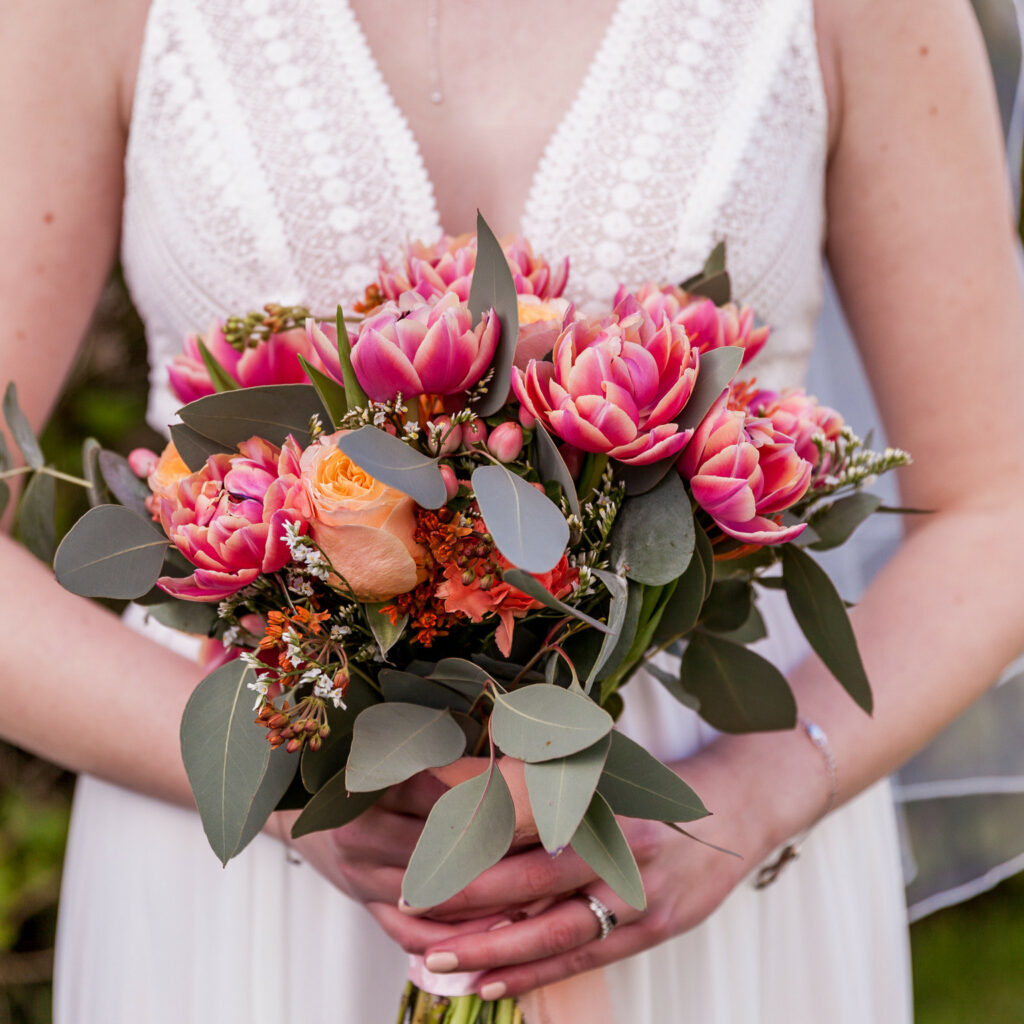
(122, 0), (828, 433)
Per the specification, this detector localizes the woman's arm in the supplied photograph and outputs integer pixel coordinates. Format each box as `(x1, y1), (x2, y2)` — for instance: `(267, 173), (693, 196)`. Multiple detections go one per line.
(0, 0), (200, 804)
(400, 0), (1024, 994)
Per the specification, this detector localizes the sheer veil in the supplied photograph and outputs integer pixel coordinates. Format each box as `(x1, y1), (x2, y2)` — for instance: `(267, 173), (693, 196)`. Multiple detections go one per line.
(804, 0), (1024, 919)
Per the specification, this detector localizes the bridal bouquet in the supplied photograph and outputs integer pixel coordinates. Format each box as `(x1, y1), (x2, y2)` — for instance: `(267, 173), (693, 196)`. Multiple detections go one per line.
(2, 216), (908, 1023)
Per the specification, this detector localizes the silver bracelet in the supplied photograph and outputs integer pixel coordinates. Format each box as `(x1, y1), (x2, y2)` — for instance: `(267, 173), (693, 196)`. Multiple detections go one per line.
(754, 716), (839, 889)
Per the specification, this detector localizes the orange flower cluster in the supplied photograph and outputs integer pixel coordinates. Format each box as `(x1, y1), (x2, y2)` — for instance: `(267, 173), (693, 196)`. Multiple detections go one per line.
(380, 506), (479, 647)
(259, 604), (331, 671)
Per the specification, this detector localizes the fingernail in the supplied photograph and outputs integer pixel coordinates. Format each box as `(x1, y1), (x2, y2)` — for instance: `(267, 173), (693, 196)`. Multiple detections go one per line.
(480, 982), (507, 1001)
(425, 951), (460, 973)
(488, 918), (513, 931)
(398, 898), (426, 916)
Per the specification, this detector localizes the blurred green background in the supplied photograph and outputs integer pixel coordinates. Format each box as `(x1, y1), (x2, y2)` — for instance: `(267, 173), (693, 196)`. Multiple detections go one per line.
(3, 3), (1024, 1021)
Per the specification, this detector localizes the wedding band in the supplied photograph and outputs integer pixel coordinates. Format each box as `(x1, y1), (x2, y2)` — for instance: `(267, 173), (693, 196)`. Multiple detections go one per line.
(582, 893), (618, 940)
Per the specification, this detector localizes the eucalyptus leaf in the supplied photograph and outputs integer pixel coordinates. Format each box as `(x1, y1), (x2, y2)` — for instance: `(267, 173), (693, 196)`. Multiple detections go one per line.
(570, 791), (646, 910)
(597, 730), (708, 822)
(380, 669), (475, 712)
(0, 481), (9, 520)
(98, 449), (152, 517)
(676, 347), (743, 432)
(54, 504), (169, 598)
(699, 579), (752, 633)
(346, 703), (466, 792)
(695, 520), (715, 601)
(81, 438), (112, 508)
(472, 464), (569, 573)
(365, 600), (407, 658)
(651, 542), (705, 645)
(2, 383), (43, 468)
(146, 598), (218, 635)
(337, 426), (447, 509)
(16, 470), (56, 563)
(525, 735), (611, 853)
(807, 492), (883, 551)
(197, 338), (240, 392)
(491, 685), (613, 762)
(534, 423), (580, 517)
(291, 769), (383, 838)
(680, 632), (797, 733)
(430, 659), (494, 687)
(613, 454), (678, 498)
(180, 661), (282, 864)
(609, 473), (694, 585)
(596, 580), (645, 702)
(178, 384), (324, 448)
(781, 545), (872, 713)
(169, 423), (232, 472)
(335, 306), (369, 410)
(234, 745), (299, 856)
(688, 270), (731, 305)
(713, 602), (767, 645)
(0, 423), (10, 470)
(468, 212), (519, 418)
(586, 569), (630, 691)
(301, 676), (380, 793)
(298, 353), (348, 428)
(646, 660), (701, 712)
(501, 568), (611, 633)
(402, 762), (516, 907)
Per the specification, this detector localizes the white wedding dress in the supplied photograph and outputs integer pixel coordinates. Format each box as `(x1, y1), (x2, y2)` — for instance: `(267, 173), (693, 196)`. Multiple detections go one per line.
(53, 0), (913, 1020)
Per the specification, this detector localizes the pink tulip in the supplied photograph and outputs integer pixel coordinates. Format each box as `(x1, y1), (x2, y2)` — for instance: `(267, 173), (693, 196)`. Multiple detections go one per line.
(378, 234), (569, 305)
(349, 292), (499, 402)
(155, 437), (309, 601)
(748, 388), (844, 466)
(168, 324), (326, 404)
(619, 283), (769, 368)
(677, 393), (812, 545)
(512, 295), (699, 466)
(487, 422), (524, 463)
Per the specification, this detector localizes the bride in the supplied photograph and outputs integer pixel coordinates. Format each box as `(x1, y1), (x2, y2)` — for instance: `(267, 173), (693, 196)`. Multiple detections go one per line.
(4, 0), (1024, 1020)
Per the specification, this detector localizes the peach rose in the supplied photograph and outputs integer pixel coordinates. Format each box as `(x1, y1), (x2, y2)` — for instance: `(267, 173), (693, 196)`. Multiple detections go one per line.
(299, 430), (426, 602)
(145, 442), (192, 517)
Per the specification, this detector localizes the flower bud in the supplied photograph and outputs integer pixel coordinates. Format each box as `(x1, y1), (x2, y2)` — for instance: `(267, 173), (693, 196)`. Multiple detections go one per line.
(268, 713), (288, 730)
(428, 416), (463, 456)
(127, 447), (159, 478)
(319, 724), (332, 739)
(461, 418), (488, 447)
(304, 719), (318, 734)
(518, 404), (537, 429)
(286, 738), (304, 754)
(440, 464), (460, 502)
(308, 734), (322, 752)
(487, 422), (524, 463)
(479, 573), (495, 591)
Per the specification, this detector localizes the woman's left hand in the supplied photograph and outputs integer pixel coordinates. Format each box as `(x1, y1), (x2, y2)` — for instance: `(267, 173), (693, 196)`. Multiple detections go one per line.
(398, 733), (822, 999)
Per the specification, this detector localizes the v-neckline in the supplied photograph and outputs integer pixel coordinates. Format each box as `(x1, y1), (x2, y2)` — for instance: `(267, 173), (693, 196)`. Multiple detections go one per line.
(337, 0), (637, 239)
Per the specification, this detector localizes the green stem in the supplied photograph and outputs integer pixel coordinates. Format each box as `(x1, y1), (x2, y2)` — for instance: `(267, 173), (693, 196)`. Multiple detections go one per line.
(396, 981), (415, 1024)
(577, 452), (609, 502)
(495, 998), (515, 1024)
(0, 464), (91, 488)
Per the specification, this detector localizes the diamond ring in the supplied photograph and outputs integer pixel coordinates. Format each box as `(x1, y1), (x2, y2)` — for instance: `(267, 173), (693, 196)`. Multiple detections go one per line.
(582, 893), (618, 941)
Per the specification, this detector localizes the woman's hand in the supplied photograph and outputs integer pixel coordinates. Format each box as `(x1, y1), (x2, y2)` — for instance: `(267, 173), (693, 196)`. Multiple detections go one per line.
(410, 732), (826, 998)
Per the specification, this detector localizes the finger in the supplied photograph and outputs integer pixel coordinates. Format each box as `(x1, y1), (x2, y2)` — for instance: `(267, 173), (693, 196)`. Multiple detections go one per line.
(332, 811), (424, 865)
(377, 773), (447, 817)
(407, 847), (597, 917)
(474, 920), (651, 1001)
(368, 903), (514, 956)
(421, 892), (640, 973)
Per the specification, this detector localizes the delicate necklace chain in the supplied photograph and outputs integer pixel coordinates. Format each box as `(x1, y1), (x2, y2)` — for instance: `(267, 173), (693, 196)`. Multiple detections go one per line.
(427, 0), (443, 104)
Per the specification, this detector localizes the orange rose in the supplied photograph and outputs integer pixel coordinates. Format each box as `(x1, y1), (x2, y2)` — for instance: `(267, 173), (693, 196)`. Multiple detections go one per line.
(299, 430), (426, 602)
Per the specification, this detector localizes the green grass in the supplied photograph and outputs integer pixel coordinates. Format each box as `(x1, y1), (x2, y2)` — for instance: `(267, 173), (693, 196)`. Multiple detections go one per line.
(911, 873), (1024, 1022)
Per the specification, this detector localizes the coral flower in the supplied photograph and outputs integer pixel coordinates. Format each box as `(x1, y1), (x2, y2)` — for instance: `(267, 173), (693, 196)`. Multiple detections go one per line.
(677, 393), (812, 545)
(155, 438), (308, 601)
(168, 323), (325, 404)
(349, 291), (499, 402)
(437, 554), (578, 657)
(512, 294), (698, 465)
(619, 283), (769, 368)
(377, 234), (569, 305)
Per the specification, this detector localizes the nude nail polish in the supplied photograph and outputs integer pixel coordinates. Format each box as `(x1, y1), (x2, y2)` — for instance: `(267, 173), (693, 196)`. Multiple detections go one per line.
(425, 951), (459, 973)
